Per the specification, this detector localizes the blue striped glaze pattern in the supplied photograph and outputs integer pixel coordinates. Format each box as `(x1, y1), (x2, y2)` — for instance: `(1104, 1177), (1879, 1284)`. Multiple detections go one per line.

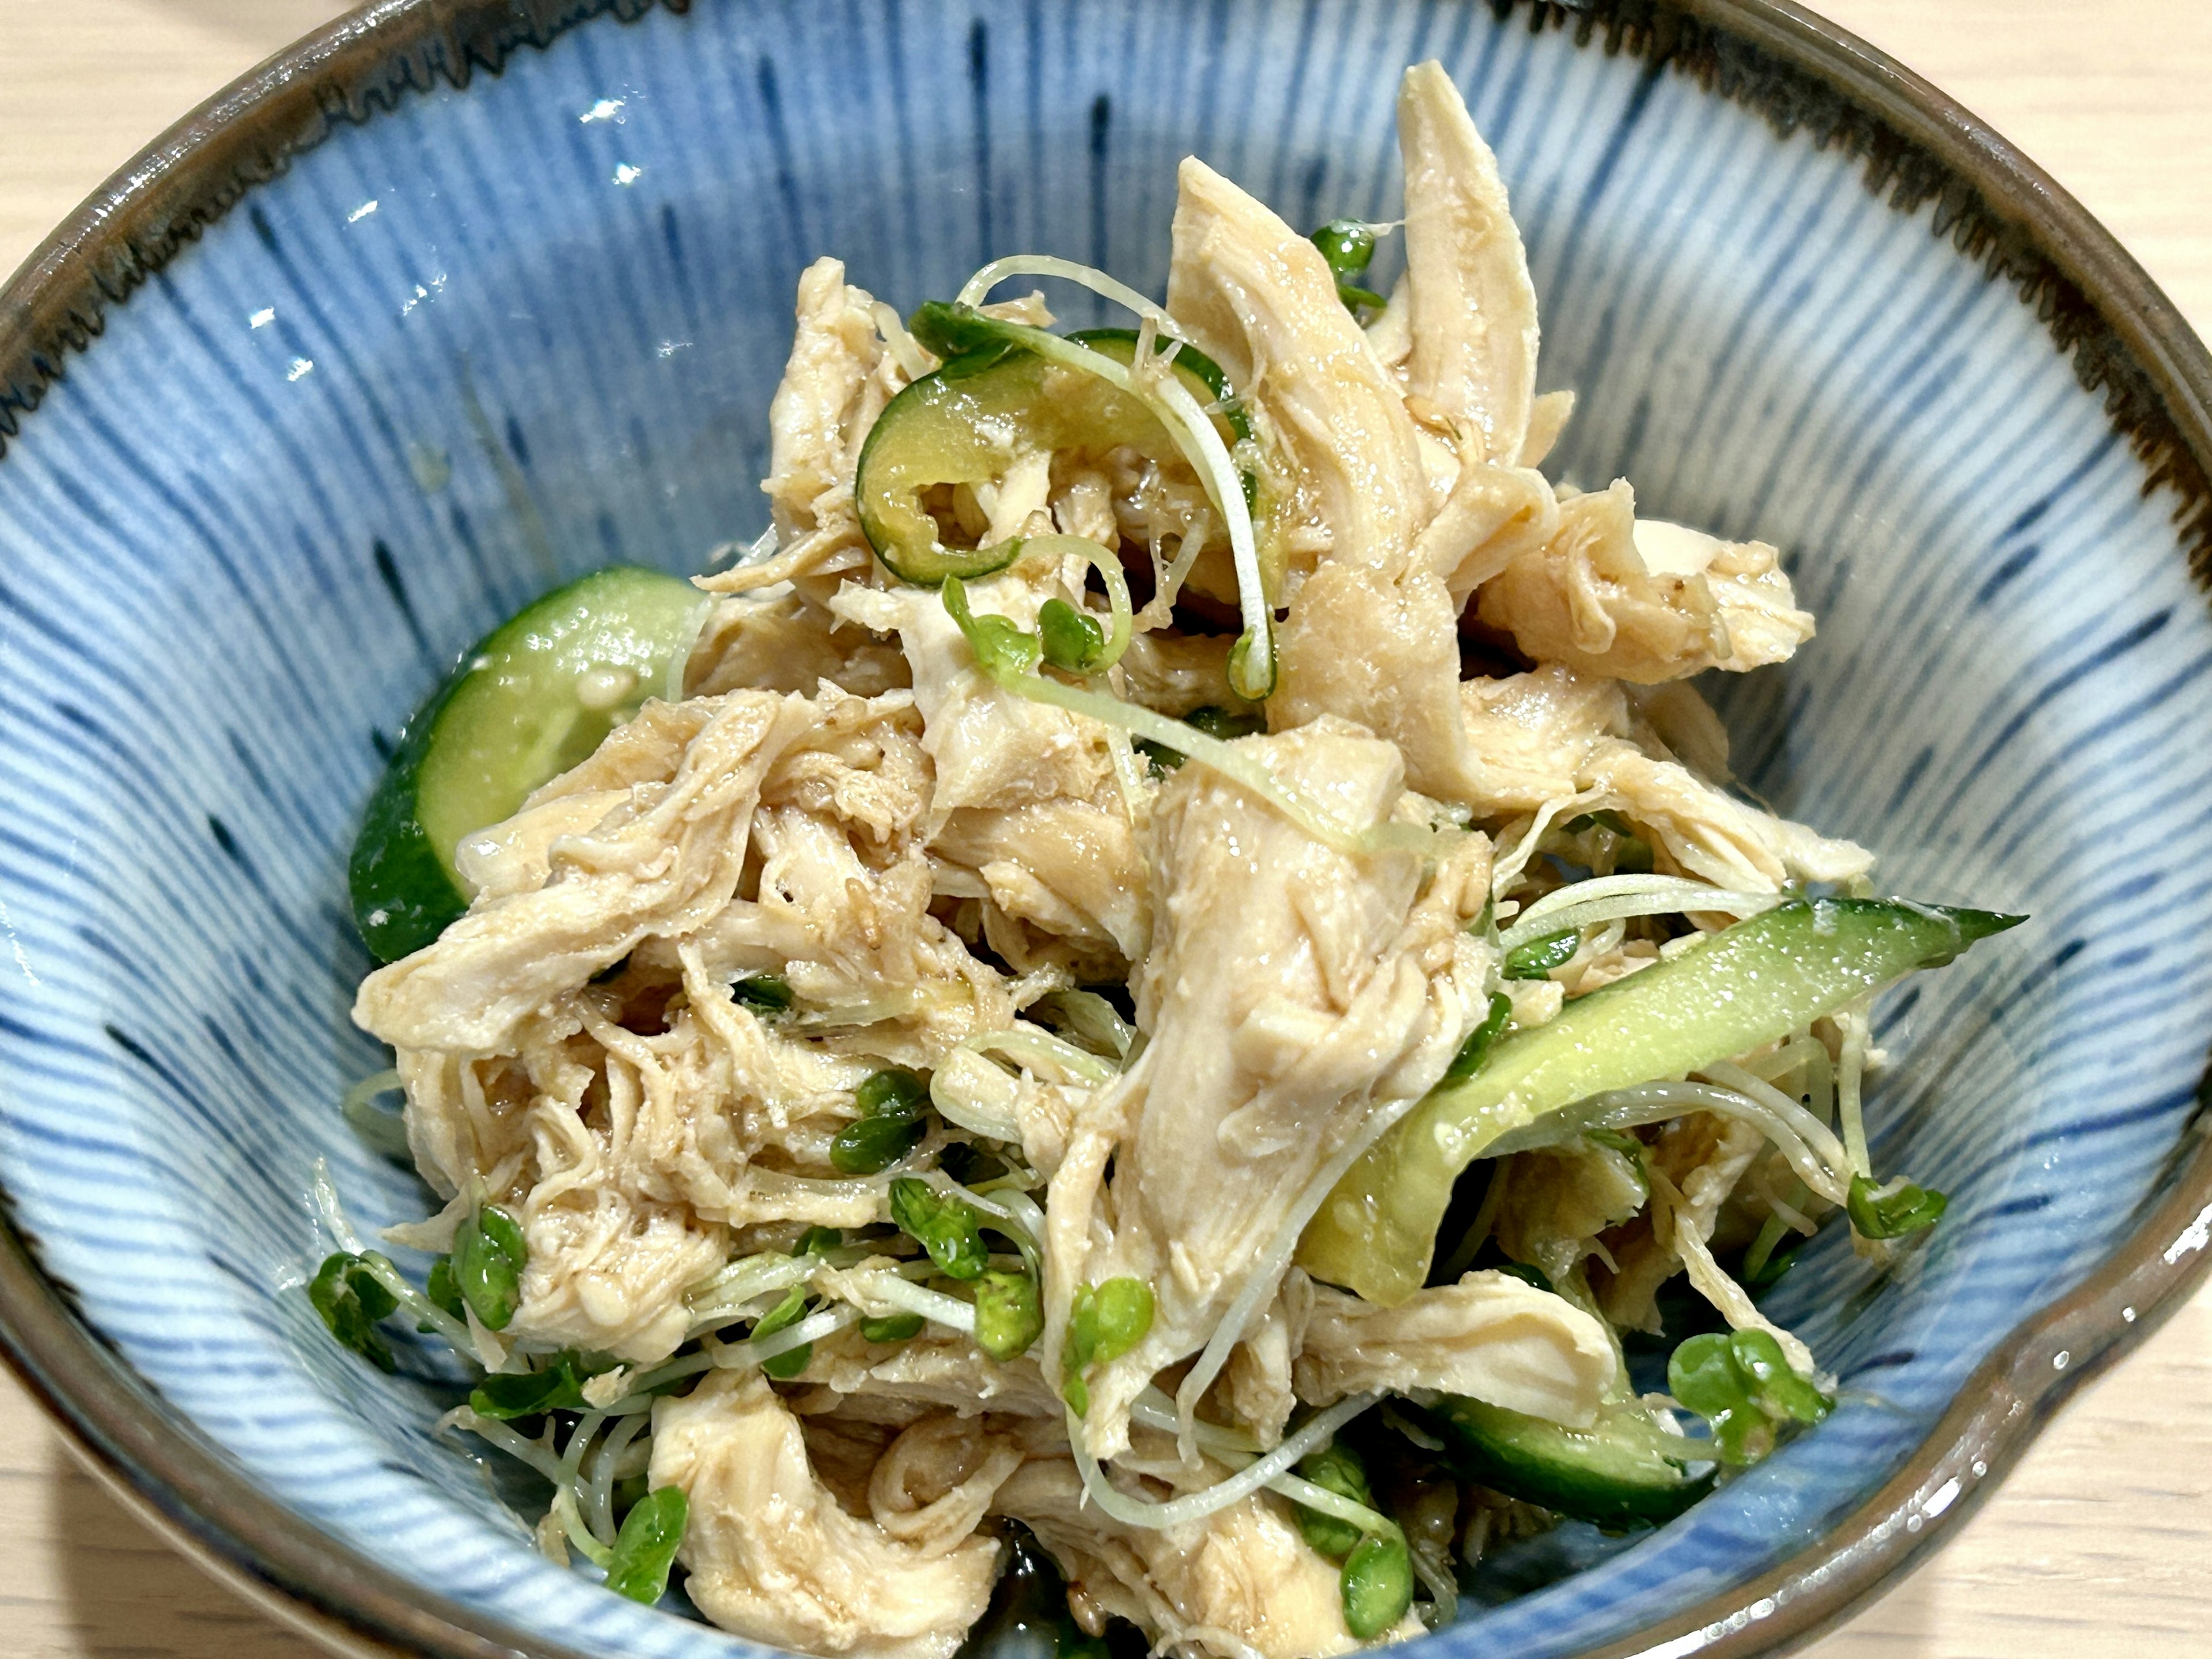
(1, 3), (2207, 1656)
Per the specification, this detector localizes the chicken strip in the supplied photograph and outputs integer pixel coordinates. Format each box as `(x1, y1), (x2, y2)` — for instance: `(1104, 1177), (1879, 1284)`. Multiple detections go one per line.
(652, 1370), (1001, 1659)
(1045, 721), (1491, 1453)
(1293, 1270), (1618, 1426)
(1398, 60), (1540, 465)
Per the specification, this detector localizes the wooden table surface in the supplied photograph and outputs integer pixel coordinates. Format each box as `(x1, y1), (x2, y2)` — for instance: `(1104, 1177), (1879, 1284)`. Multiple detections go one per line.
(5, 3), (2212, 1656)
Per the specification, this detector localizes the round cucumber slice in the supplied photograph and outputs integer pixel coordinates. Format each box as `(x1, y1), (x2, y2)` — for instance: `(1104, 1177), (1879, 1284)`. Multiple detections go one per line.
(349, 565), (709, 963)
(857, 306), (1255, 586)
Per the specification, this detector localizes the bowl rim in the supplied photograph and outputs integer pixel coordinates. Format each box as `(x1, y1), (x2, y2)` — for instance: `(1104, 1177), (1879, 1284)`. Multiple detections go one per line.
(3, 3), (2211, 1657)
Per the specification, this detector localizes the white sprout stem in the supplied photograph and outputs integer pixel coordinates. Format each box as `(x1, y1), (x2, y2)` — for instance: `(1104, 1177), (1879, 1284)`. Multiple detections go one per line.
(684, 1248), (831, 1326)
(919, 1171), (1044, 1275)
(1136, 362), (1272, 696)
(442, 1407), (567, 1484)
(340, 1069), (409, 1158)
(1001, 669), (1385, 854)
(1018, 533), (1134, 670)
(1173, 1092), (1429, 1456)
(310, 1163), (493, 1362)
(354, 1253), (480, 1358)
(552, 1483), (612, 1569)
(855, 1272), (979, 1334)
(1497, 877), (1782, 953)
(870, 299), (934, 381)
(1494, 1080), (1850, 1207)
(310, 1158), (366, 1256)
(1071, 1392), (1378, 1531)
(956, 255), (1188, 342)
(991, 323), (1269, 698)
(1836, 1005), (1872, 1177)
(586, 1413), (648, 1544)
(928, 1050), (1026, 1143)
(1033, 990), (1138, 1064)
(710, 1302), (861, 1370)
(1127, 1390), (1399, 1538)
(965, 1025), (1120, 1087)
(1749, 1035), (1836, 1124)
(1699, 1059), (1854, 1183)
(1100, 722), (1150, 822)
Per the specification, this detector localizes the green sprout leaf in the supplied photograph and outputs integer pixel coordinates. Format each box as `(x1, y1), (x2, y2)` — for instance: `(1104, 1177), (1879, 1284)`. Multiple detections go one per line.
(752, 1282), (815, 1378)
(792, 1226), (842, 1257)
(1502, 929), (1579, 980)
(309, 1252), (397, 1372)
(603, 1483), (688, 1604)
(1039, 599), (1107, 673)
(1668, 1328), (1833, 1467)
(831, 1112), (925, 1175)
(861, 1312), (926, 1343)
(889, 1177), (990, 1280)
(974, 1268), (1045, 1361)
(943, 577), (1043, 684)
(452, 1205), (526, 1331)
(469, 1353), (592, 1421)
(832, 1072), (928, 1175)
(424, 1255), (465, 1324)
(1062, 1276), (1154, 1412)
(1339, 1532), (1414, 1639)
(730, 974), (793, 1014)
(855, 1068), (927, 1115)
(1310, 219), (1377, 281)
(1438, 992), (1514, 1088)
(1292, 1441), (1374, 1562)
(1847, 1172), (1950, 1240)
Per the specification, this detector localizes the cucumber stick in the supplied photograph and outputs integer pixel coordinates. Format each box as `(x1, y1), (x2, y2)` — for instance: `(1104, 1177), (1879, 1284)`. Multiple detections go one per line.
(1297, 899), (2023, 1305)
(1416, 1394), (1715, 1529)
(349, 566), (707, 963)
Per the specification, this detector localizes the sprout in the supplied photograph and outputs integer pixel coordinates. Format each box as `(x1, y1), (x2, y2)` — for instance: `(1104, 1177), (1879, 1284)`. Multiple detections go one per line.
(860, 1311), (926, 1343)
(1847, 1172), (1949, 1240)
(1291, 1441), (1376, 1561)
(1340, 1533), (1414, 1638)
(601, 1484), (687, 1604)
(974, 1269), (1045, 1361)
(751, 1283), (816, 1380)
(1039, 597), (1107, 672)
(729, 973), (794, 1014)
(888, 1176), (990, 1280)
(1061, 1275), (1155, 1414)
(308, 1252), (399, 1372)
(1438, 993), (1513, 1088)
(1668, 1328), (1832, 1466)
(452, 1205), (527, 1331)
(830, 1069), (927, 1174)
(469, 1353), (594, 1421)
(1502, 928), (1578, 980)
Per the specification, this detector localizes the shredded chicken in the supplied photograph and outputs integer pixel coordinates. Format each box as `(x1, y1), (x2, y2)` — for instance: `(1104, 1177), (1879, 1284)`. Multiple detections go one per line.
(340, 55), (1933, 1659)
(654, 1372), (1002, 1659)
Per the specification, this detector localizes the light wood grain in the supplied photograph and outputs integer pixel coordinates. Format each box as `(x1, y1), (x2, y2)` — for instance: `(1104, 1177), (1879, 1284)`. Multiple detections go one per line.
(3, 3), (2211, 1656)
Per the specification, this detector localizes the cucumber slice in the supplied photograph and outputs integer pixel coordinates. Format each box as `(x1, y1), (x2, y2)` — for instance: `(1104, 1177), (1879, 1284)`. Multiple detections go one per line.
(349, 566), (708, 963)
(1298, 898), (2024, 1304)
(856, 306), (1249, 586)
(1414, 1394), (1715, 1530)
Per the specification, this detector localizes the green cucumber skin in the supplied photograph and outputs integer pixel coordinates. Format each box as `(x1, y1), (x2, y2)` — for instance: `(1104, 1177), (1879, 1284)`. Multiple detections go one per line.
(349, 565), (702, 964)
(350, 704), (469, 963)
(1300, 898), (2025, 1304)
(1418, 1396), (1715, 1529)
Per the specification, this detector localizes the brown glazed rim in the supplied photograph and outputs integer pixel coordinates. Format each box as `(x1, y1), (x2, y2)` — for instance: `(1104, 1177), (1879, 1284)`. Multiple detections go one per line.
(4, 3), (2212, 1657)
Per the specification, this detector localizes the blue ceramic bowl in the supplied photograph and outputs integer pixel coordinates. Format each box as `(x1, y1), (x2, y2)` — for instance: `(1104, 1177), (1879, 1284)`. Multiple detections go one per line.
(6, 3), (2212, 1657)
